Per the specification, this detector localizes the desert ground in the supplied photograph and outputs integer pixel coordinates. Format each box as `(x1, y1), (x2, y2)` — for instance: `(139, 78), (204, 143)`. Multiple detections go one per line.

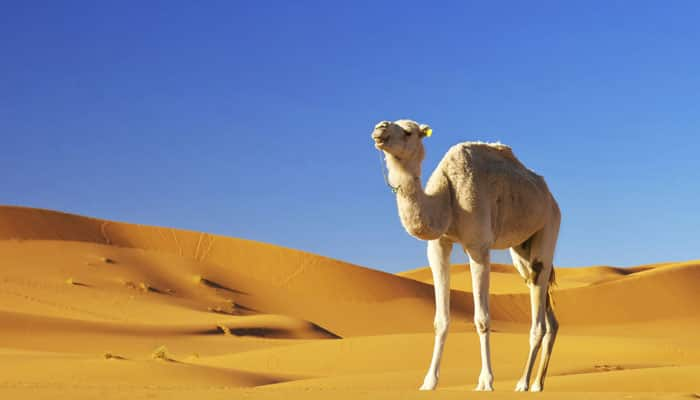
(0, 205), (698, 399)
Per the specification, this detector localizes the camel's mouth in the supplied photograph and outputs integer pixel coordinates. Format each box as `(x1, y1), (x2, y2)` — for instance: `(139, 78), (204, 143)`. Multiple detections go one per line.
(373, 136), (388, 148)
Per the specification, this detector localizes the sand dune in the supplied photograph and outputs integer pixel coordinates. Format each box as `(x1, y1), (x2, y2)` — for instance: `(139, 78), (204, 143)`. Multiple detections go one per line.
(0, 205), (698, 399)
(0, 206), (469, 337)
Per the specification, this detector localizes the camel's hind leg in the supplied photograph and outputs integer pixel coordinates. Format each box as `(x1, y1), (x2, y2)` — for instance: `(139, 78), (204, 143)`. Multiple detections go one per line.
(532, 287), (559, 391)
(531, 207), (560, 392)
(420, 238), (453, 390)
(512, 206), (560, 392)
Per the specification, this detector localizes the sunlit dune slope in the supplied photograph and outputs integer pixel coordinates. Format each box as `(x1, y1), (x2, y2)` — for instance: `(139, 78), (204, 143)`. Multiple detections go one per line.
(0, 206), (475, 337)
(0, 348), (296, 389)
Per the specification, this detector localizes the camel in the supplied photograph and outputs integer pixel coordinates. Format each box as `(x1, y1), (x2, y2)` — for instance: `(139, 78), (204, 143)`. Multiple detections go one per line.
(371, 119), (561, 392)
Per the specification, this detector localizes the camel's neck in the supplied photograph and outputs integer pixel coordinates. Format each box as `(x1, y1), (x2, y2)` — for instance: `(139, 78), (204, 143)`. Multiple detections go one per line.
(386, 156), (452, 241)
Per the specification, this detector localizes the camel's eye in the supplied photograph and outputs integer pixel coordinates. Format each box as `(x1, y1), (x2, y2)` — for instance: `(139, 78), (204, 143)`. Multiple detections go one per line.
(402, 128), (412, 136)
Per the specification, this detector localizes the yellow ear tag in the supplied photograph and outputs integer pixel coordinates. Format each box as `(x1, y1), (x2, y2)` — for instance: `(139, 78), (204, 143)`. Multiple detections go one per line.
(425, 127), (432, 137)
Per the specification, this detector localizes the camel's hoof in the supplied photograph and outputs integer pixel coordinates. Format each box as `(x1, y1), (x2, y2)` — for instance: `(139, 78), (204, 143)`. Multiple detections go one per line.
(530, 383), (543, 392)
(474, 383), (494, 391)
(420, 377), (437, 391)
(514, 379), (529, 392)
(474, 374), (494, 391)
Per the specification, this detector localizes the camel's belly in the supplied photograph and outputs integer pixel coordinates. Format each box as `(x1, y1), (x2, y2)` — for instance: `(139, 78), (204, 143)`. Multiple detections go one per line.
(491, 225), (541, 249)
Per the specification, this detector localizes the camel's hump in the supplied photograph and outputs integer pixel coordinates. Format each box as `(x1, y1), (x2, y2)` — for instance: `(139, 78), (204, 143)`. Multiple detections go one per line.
(456, 141), (519, 161)
(446, 141), (535, 174)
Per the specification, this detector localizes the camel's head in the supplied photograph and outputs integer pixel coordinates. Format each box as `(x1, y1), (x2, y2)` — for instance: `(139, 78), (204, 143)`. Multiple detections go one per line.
(371, 119), (432, 162)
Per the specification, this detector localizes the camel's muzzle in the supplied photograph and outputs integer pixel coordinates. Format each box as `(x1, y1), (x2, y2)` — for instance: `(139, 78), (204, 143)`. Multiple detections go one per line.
(372, 129), (389, 145)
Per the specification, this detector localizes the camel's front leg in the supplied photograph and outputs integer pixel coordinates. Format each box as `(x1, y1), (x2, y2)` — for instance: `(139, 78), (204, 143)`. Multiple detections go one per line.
(468, 248), (494, 391)
(420, 238), (453, 390)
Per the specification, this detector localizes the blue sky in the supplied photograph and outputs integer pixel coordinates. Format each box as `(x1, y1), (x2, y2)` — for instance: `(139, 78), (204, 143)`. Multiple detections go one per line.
(1, 1), (698, 272)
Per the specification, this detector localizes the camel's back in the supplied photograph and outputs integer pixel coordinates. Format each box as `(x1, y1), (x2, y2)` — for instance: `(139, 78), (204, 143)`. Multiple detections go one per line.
(442, 141), (544, 185)
(439, 142), (554, 247)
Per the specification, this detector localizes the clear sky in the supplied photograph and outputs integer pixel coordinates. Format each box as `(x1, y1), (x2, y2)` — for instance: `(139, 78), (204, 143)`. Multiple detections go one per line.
(2, 1), (698, 272)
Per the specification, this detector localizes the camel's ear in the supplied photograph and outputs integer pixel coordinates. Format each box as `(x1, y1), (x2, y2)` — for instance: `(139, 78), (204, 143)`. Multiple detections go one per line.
(419, 124), (432, 138)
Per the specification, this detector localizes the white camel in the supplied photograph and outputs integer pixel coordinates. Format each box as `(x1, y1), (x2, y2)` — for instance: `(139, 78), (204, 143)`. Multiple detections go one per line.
(371, 119), (561, 392)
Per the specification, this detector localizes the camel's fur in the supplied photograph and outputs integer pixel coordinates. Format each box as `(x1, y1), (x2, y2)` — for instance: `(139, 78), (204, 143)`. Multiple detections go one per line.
(372, 119), (561, 392)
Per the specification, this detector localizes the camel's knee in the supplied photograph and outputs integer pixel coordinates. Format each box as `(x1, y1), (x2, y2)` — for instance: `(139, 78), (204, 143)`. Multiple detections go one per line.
(474, 314), (490, 335)
(530, 323), (545, 346)
(434, 316), (450, 337)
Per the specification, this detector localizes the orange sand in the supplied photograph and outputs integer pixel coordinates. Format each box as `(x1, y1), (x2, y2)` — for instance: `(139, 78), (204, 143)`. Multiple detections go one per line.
(0, 205), (698, 399)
